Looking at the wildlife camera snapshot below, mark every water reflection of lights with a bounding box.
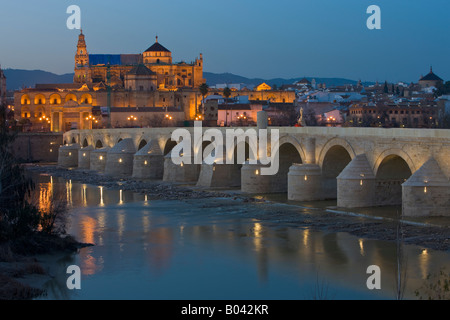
[99,186,104,206]
[66,179,73,207]
[253,222,263,251]
[359,238,365,256]
[81,215,96,245]
[118,213,125,242]
[179,224,184,236]
[143,214,150,233]
[82,184,87,207]
[419,248,430,279]
[303,229,309,248]
[119,189,124,205]
[97,211,106,246]
[38,181,52,213]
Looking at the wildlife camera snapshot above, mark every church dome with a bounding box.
[144,36,171,53]
[420,67,443,82]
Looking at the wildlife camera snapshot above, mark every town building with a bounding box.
[419,67,443,89]
[348,101,444,128]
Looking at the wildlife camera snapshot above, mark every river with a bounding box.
[31,173,450,300]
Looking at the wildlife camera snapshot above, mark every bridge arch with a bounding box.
[272,141,303,192]
[373,149,414,206]
[277,135,306,163]
[95,140,104,149]
[318,137,356,168]
[373,149,416,176]
[163,138,178,156]
[138,139,148,151]
[319,138,355,199]
[82,138,89,148]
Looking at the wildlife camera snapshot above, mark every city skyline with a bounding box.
[0,0,449,83]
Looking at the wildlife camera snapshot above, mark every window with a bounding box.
[140,86,144,91]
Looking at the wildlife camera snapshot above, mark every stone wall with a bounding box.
[10,133,63,163]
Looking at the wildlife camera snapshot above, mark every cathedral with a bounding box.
[14,31,206,132]
[74,31,204,90]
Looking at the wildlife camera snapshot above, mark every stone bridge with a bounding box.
[58,125,450,217]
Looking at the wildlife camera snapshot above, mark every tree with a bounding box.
[435,81,450,97]
[198,83,209,116]
[223,87,231,126]
[0,104,38,240]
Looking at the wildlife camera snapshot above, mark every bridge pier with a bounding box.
[105,138,136,176]
[78,146,94,169]
[132,140,164,179]
[89,147,110,172]
[58,144,80,168]
[241,162,276,193]
[197,162,242,188]
[402,158,450,217]
[163,154,201,183]
[288,164,323,201]
[337,154,376,208]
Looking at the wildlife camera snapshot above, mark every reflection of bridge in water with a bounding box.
[58,124,450,217]
[34,175,443,299]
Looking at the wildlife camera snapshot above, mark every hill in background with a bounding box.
[203,72,366,88]
[4,68,369,91]
[4,69,74,91]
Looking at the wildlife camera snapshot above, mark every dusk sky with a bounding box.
[0,0,449,83]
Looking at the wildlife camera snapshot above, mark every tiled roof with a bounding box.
[127,64,156,76]
[144,41,171,53]
[420,68,443,82]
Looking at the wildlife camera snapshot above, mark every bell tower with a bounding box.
[74,30,90,83]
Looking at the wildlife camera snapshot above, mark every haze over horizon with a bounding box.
[0,0,448,84]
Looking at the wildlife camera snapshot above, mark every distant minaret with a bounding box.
[74,29,90,83]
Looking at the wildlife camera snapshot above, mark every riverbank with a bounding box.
[0,233,91,300]
[24,163,450,253]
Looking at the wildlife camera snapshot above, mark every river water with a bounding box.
[31,173,449,300]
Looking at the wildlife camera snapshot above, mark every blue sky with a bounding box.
[0,0,448,83]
